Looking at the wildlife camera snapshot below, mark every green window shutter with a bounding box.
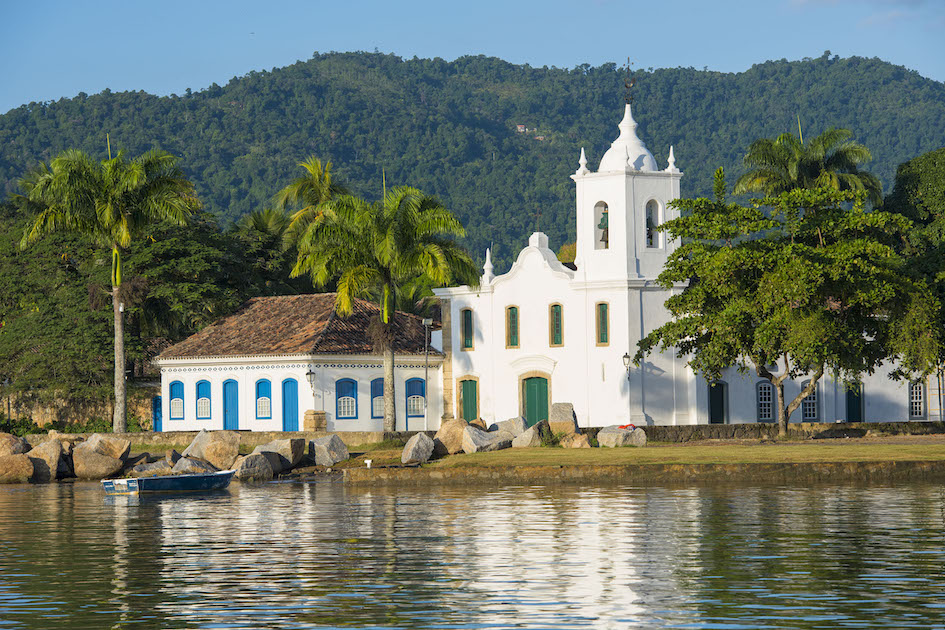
[462,309,473,349]
[597,303,609,344]
[551,304,562,345]
[508,307,519,347]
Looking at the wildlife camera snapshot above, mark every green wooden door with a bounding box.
[523,377,549,427]
[708,382,726,424]
[461,380,477,422]
[846,385,863,422]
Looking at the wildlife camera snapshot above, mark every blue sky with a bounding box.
[1,0,943,114]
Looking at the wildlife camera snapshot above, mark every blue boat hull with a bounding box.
[102,470,235,495]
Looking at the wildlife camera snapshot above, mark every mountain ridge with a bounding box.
[2,50,943,270]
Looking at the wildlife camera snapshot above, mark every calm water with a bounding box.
[1,480,944,629]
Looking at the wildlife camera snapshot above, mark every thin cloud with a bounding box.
[859,9,911,25]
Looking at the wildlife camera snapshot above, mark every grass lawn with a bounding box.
[425,439,945,468]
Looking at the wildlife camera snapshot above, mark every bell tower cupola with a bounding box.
[571,103,683,281]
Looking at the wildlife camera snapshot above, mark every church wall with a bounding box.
[692,362,931,424]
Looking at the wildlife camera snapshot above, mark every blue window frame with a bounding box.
[256,379,272,419]
[336,378,358,419]
[406,378,425,418]
[169,381,184,420]
[196,380,211,419]
[371,378,384,419]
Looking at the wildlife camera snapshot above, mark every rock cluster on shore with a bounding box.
[405,402,648,464]
[0,428,355,485]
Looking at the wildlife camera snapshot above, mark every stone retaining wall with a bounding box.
[344,460,945,486]
[633,421,945,443]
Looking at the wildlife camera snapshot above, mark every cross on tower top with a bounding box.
[624,57,636,105]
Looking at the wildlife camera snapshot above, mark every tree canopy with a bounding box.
[636,169,938,434]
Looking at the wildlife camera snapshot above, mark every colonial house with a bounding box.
[155,103,938,432]
[154,294,442,433]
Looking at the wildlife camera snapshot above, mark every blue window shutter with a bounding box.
[170,381,183,399]
[196,380,211,419]
[371,378,383,398]
[256,379,271,399]
[406,378,424,397]
[336,378,358,419]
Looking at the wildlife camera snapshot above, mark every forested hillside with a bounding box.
[2,50,944,270]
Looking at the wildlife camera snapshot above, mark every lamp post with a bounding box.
[422,318,432,431]
[623,352,632,424]
[305,366,317,414]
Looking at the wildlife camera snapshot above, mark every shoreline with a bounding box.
[341,459,945,486]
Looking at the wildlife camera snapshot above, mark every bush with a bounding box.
[0,415,147,436]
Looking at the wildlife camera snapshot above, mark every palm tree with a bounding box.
[292,186,478,431]
[17,147,197,432]
[734,128,882,205]
[274,157,348,246]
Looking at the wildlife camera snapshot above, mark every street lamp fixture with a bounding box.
[422,318,433,431]
[622,352,631,371]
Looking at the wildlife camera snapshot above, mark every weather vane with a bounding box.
[624,57,636,105]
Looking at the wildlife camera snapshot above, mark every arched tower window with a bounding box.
[594,202,609,250]
[645,199,660,248]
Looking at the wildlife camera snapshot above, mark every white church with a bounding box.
[155,103,937,432]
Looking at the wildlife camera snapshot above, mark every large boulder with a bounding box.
[172,456,218,474]
[549,403,579,436]
[0,433,29,457]
[251,439,305,473]
[78,434,131,462]
[73,448,124,479]
[130,460,174,477]
[434,419,470,455]
[181,430,240,470]
[27,439,62,482]
[560,433,592,449]
[0,454,33,483]
[490,417,527,437]
[462,426,512,454]
[165,449,182,465]
[511,420,550,448]
[233,453,274,482]
[469,418,488,430]
[310,435,349,467]
[401,433,435,464]
[598,426,647,448]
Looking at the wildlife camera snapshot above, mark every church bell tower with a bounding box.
[571,103,682,281]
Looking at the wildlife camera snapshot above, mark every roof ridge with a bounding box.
[309,296,339,352]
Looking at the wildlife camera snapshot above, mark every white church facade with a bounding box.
[154,103,939,432]
[432,103,939,428]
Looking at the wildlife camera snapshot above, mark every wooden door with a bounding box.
[223,380,239,430]
[282,378,299,431]
[523,377,549,427]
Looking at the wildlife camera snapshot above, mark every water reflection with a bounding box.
[0,481,943,628]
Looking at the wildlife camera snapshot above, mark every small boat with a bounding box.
[102,470,235,495]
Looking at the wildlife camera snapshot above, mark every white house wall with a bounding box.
[158,355,443,433]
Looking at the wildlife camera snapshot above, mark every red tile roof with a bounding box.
[157,293,440,359]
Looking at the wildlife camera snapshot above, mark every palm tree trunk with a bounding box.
[111,245,126,433]
[112,287,127,433]
[383,343,395,432]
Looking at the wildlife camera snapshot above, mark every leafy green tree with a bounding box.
[734,128,883,206]
[885,147,945,392]
[636,168,937,435]
[16,148,197,432]
[292,186,477,431]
